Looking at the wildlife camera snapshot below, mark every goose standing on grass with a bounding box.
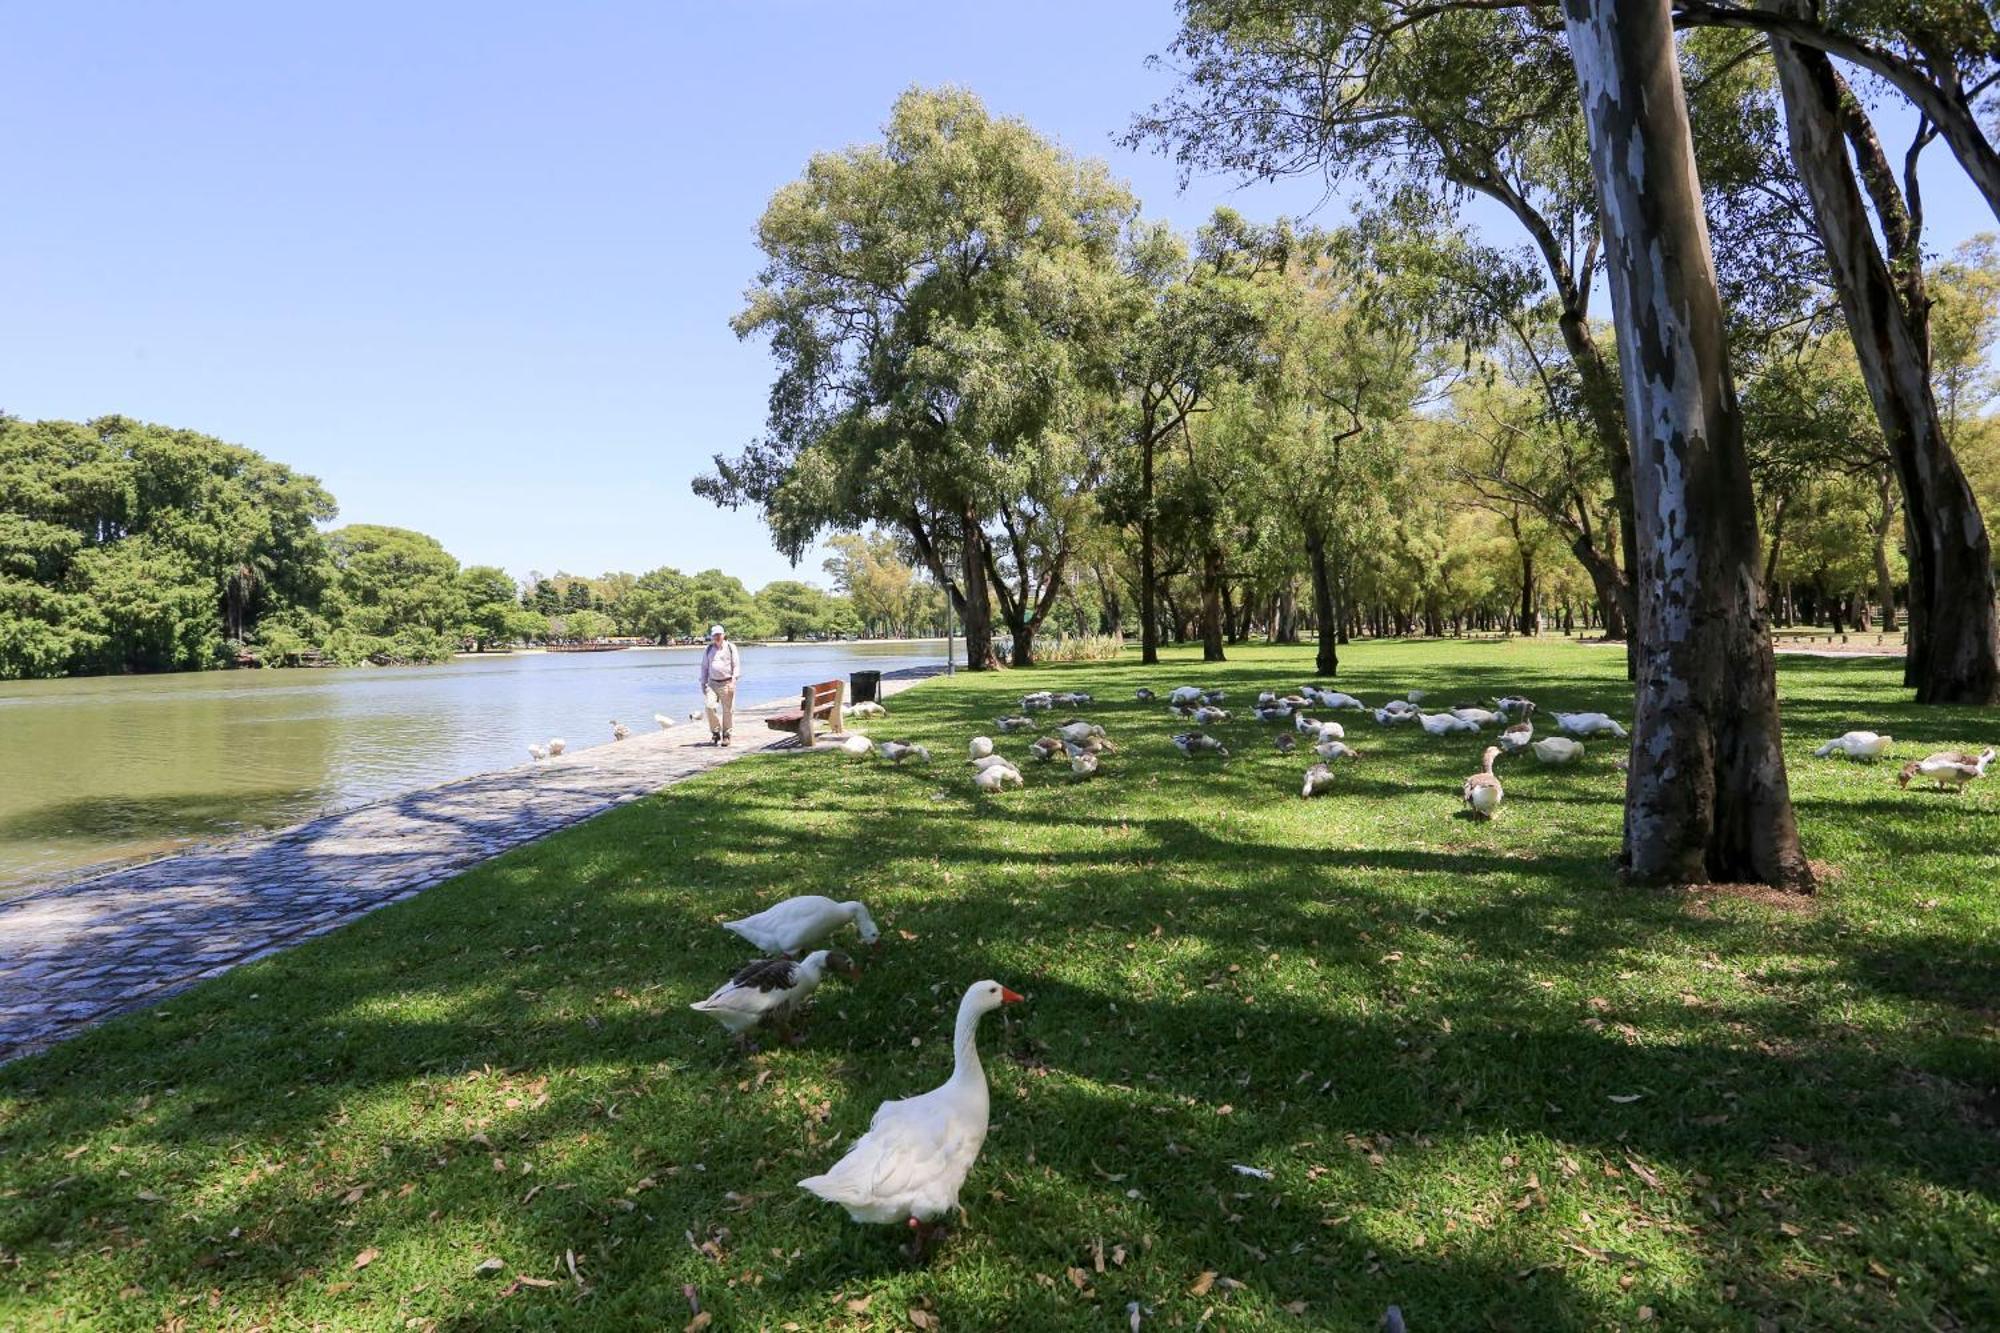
[1418,711,1479,736]
[879,741,931,764]
[1321,691,1367,711]
[1169,686,1204,707]
[1069,749,1100,778]
[1192,705,1230,726]
[726,896,881,957]
[1814,731,1894,761]
[611,720,630,742]
[1553,711,1627,738]
[1172,731,1229,758]
[1497,719,1534,755]
[1274,732,1297,755]
[1315,738,1360,763]
[547,738,567,757]
[974,763,1024,793]
[1533,736,1587,765]
[1451,705,1504,727]
[1898,747,1995,791]
[1021,691,1055,712]
[1294,712,1322,734]
[839,733,875,758]
[528,743,549,762]
[969,736,994,760]
[691,950,860,1046]
[847,700,888,719]
[1057,720,1108,745]
[1462,746,1504,818]
[1494,697,1537,718]
[1301,763,1336,798]
[969,753,1021,774]
[995,715,1034,733]
[799,980,1025,1254]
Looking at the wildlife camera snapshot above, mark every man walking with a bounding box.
[699,623,740,746]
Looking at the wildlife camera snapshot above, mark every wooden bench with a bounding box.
[766,679,846,746]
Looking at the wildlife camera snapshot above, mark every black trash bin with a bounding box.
[850,669,883,705]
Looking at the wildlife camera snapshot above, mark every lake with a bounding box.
[0,639,949,895]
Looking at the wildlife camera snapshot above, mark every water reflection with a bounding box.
[0,640,945,893]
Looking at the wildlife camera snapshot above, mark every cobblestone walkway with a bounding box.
[0,668,939,1064]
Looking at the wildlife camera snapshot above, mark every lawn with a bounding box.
[1,640,1995,1331]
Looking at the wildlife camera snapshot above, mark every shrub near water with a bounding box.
[0,640,1995,1330]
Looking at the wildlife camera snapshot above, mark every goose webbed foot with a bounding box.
[901,1216,949,1262]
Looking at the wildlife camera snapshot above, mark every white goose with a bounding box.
[799,980,1024,1249]
[528,743,549,762]
[1374,707,1419,727]
[878,741,931,764]
[1315,738,1360,763]
[1319,691,1367,711]
[654,713,674,731]
[847,700,888,719]
[725,896,880,957]
[1301,763,1336,798]
[1462,746,1504,818]
[690,950,859,1042]
[969,754,1020,773]
[1497,719,1534,754]
[1314,720,1346,741]
[1813,731,1893,761]
[546,738,567,757]
[1069,749,1099,778]
[1533,736,1587,765]
[995,715,1035,734]
[974,763,1024,793]
[1450,705,1504,727]
[838,733,875,758]
[968,736,994,760]
[1898,747,1995,791]
[1418,711,1479,736]
[1168,686,1204,707]
[610,720,630,742]
[1553,711,1627,739]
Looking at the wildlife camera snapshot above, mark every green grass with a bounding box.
[2,640,1995,1331]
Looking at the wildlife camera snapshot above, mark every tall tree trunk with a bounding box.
[1139,432,1160,666]
[1221,581,1241,645]
[1278,581,1299,643]
[1771,28,2000,703]
[1565,0,1812,890]
[1200,545,1227,662]
[1873,471,1899,633]
[958,506,1000,671]
[1306,531,1339,675]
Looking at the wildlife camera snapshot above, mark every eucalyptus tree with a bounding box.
[700,86,1134,670]
[1563,0,1812,890]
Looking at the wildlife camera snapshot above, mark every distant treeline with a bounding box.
[0,415,949,680]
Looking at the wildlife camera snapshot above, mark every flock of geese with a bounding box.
[681,892,1018,1254]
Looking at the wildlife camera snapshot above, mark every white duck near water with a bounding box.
[655,713,675,731]
[1898,747,1995,791]
[1533,736,1587,765]
[725,896,880,957]
[528,743,549,762]
[1553,712,1627,739]
[690,950,859,1041]
[1814,731,1893,761]
[798,980,1025,1247]
[547,738,567,757]
[611,720,631,742]
[1462,746,1504,818]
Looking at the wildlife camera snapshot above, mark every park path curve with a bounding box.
[0,667,940,1065]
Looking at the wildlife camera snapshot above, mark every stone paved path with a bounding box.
[0,668,940,1065]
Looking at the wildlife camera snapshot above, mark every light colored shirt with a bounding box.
[699,640,740,689]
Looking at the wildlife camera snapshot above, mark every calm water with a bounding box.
[0,640,947,895]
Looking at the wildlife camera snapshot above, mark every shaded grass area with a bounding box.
[1,640,1995,1330]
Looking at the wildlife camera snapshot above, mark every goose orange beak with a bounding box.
[1000,987,1025,1005]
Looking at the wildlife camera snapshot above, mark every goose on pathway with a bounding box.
[1897,747,1995,791]
[690,950,860,1045]
[799,980,1025,1255]
[725,895,880,957]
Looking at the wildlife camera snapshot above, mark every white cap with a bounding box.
[708,624,726,638]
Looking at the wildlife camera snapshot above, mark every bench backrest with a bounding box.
[807,680,842,713]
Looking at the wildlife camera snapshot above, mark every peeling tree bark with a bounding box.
[1562,0,1813,891]
[1769,28,2000,704]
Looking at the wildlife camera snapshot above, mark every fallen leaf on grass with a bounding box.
[846,1295,872,1314]
[1189,1271,1217,1297]
[1626,1158,1663,1189]
[352,1248,381,1270]
[1608,1094,1643,1104]
[908,1309,934,1329]
[685,1314,712,1332]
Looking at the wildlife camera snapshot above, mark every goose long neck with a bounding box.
[949,1001,986,1088]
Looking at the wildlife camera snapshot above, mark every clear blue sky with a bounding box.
[1,3,1988,591]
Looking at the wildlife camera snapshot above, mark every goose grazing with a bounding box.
[798,980,1025,1253]
[1462,746,1504,818]
[1053,691,1092,707]
[1257,691,1278,705]
[1418,711,1479,736]
[1898,747,1995,791]
[1021,691,1056,712]
[1274,732,1296,755]
[1314,720,1347,742]
[610,720,630,742]
[1069,749,1099,778]
[1028,737,1065,763]
[1315,738,1360,763]
[527,743,549,762]
[969,736,994,760]
[1252,704,1292,723]
[995,715,1035,734]
[1533,736,1587,765]
[1497,719,1534,754]
[1200,689,1227,705]
[1065,734,1113,756]
[654,713,674,731]
[725,896,880,956]
[1171,731,1229,758]
[973,763,1024,793]
[1134,687,1156,702]
[691,950,860,1045]
[1057,720,1106,744]
[1301,763,1336,798]
[839,733,876,758]
[1553,712,1628,739]
[546,738,567,757]
[1169,686,1204,707]
[1494,696,1537,717]
[1192,705,1230,726]
[879,741,931,764]
[1294,712,1323,734]
[847,700,888,719]
[1374,707,1419,727]
[970,753,1021,773]
[1451,705,1504,726]
[1320,691,1367,711]
[1814,731,1893,761]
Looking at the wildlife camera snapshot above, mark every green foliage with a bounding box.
[755,579,851,641]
